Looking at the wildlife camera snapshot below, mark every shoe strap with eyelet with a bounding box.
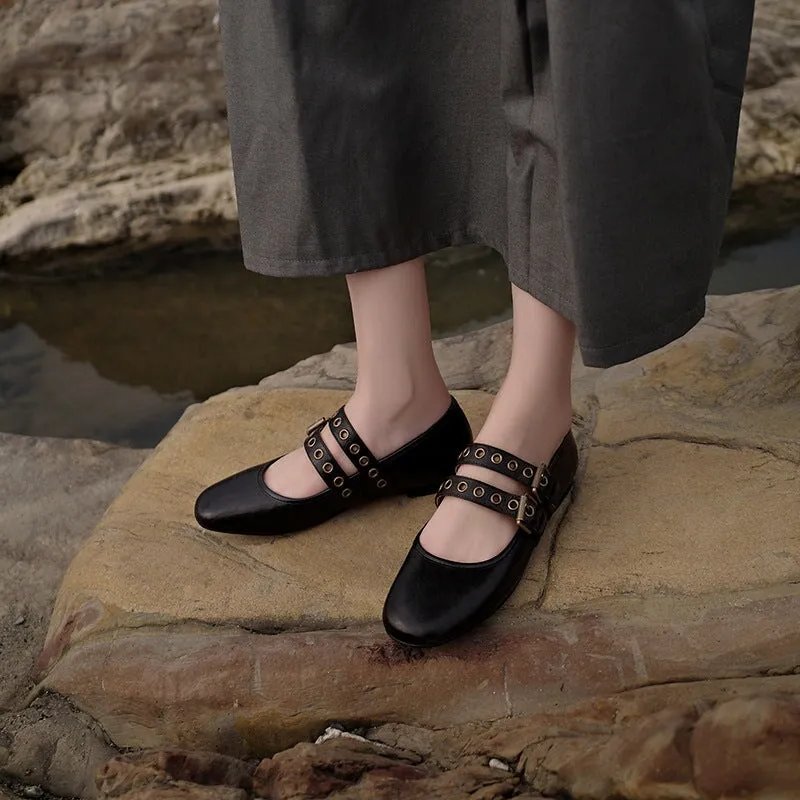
[303,425,353,496]
[434,475,548,536]
[458,443,553,494]
[328,406,390,492]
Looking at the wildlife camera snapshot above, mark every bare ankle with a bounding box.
[346,376,451,454]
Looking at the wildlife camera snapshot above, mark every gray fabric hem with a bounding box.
[577,299,707,368]
[240,230,501,277]
[243,235,707,370]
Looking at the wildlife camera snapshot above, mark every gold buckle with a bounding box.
[516,493,534,534]
[530,463,547,492]
[306,417,327,437]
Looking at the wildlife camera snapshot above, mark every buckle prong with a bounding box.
[306,417,327,437]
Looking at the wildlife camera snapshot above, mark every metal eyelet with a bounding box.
[342,488,352,498]
[368,468,379,479]
[322,463,334,474]
[350,444,360,455]
[461,448,470,458]
[313,449,324,460]
[491,454,502,465]
[307,437,316,447]
[376,479,387,489]
[474,447,486,459]
[333,418,342,428]
[525,505,535,517]
[457,481,469,493]
[444,479,453,489]
[508,499,519,511]
[508,460,518,471]
[333,476,344,487]
[539,475,549,488]
[473,487,485,498]
[491,493,502,504]
[339,430,349,440]
[359,456,369,467]
[522,467,534,479]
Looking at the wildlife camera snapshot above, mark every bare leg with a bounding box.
[266,258,451,497]
[420,285,575,562]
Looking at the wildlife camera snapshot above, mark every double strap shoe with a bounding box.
[194,396,472,536]
[383,431,578,647]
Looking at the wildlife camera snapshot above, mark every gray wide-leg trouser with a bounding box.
[218,0,755,367]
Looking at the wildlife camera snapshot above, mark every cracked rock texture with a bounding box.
[76,689,800,799]
[0,693,117,799]
[25,286,800,800]
[0,0,798,275]
[0,0,236,276]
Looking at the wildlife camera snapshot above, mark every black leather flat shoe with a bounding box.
[194,396,472,535]
[383,432,578,647]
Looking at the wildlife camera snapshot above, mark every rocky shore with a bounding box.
[0,0,798,278]
[2,286,799,799]
[1,2,799,798]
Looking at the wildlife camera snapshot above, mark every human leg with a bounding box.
[266,258,452,498]
[419,285,574,562]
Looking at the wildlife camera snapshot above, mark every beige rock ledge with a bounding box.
[32,287,800,758]
[35,588,800,757]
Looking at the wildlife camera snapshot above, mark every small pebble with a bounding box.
[13,616,25,626]
[489,757,511,772]
[23,787,44,799]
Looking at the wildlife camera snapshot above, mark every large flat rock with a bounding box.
[34,287,800,758]
[545,439,799,608]
[41,390,514,637]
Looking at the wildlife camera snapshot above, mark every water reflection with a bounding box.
[0,324,191,447]
[711,227,800,294]
[0,246,510,446]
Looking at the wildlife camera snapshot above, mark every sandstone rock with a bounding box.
[0,693,117,800]
[0,433,148,710]
[30,287,800,759]
[262,290,800,611]
[252,738,520,800]
[481,688,800,800]
[735,78,800,191]
[746,0,800,90]
[0,0,797,271]
[253,739,431,799]
[37,390,515,641]
[364,724,438,760]
[735,0,800,191]
[524,704,702,800]
[692,696,800,799]
[94,689,800,800]
[543,438,800,608]
[105,786,246,800]
[589,287,800,460]
[33,590,800,757]
[97,750,254,797]
[0,0,237,273]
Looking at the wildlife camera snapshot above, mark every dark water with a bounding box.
[1,230,798,448]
